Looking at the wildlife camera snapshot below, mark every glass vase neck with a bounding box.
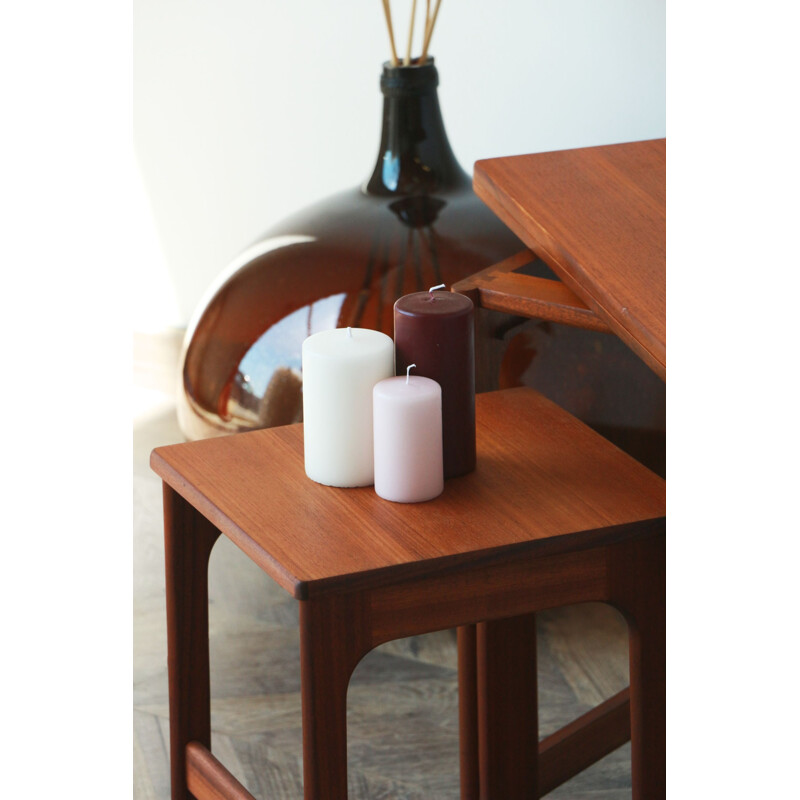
[365,58,470,196]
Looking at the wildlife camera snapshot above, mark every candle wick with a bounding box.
[406,363,416,384]
[428,283,446,300]
[347,327,353,338]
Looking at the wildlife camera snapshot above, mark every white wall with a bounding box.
[133,0,665,329]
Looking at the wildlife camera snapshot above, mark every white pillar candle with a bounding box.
[373,366,444,503]
[302,327,394,487]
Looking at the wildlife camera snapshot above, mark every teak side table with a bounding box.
[465,138,666,381]
[152,387,665,800]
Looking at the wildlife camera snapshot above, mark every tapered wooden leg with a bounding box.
[609,529,666,800]
[163,485,221,800]
[458,625,479,800]
[299,593,370,800]
[477,613,539,800]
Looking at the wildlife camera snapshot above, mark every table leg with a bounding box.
[458,625,479,800]
[299,593,370,800]
[162,485,221,800]
[477,613,539,799]
[609,529,666,800]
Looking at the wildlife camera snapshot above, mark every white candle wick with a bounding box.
[347,326,353,338]
[429,283,446,297]
[406,363,416,384]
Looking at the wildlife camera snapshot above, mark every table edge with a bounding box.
[150,449,304,598]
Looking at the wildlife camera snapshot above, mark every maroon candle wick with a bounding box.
[428,283,446,301]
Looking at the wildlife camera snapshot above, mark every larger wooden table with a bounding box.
[152,387,665,799]
[471,139,666,380]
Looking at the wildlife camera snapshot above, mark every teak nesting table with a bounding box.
[152,387,665,800]
[464,138,666,381]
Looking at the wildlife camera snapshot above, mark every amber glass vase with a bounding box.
[177,58,523,439]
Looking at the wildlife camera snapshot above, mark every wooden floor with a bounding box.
[133,331,632,799]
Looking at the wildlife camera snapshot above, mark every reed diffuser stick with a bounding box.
[420,0,441,63]
[381,0,399,66]
[404,0,418,66]
[424,0,431,42]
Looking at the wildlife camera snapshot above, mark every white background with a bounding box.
[133,0,666,328]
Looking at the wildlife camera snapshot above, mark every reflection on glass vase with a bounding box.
[177,58,523,439]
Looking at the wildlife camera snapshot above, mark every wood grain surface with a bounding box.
[151,388,665,600]
[474,140,666,379]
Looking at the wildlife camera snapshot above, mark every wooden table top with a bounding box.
[151,388,665,600]
[474,139,666,380]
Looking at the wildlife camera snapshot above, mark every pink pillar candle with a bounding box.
[373,373,444,503]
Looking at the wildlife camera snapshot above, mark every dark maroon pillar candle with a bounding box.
[394,290,475,478]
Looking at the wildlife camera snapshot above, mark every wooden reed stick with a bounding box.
[422,0,431,56]
[381,0,399,66]
[404,0,418,66]
[420,0,441,63]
